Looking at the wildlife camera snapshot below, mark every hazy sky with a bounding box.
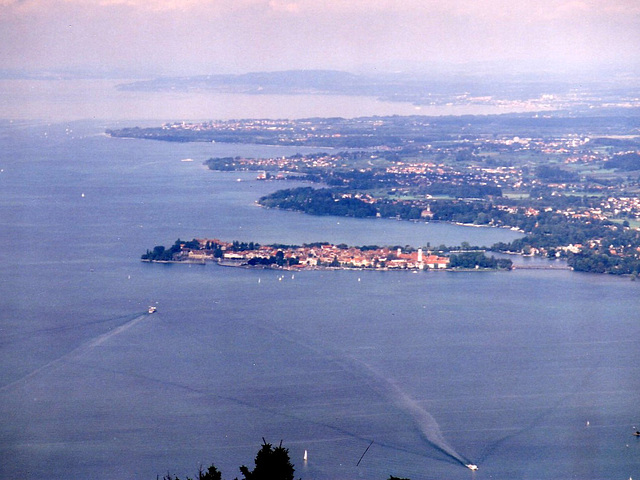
[2,0,639,76]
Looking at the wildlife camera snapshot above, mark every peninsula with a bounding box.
[113,109,640,275]
[142,238,513,272]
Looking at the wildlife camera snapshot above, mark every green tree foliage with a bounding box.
[449,252,512,270]
[246,254,299,268]
[568,251,640,275]
[230,241,261,252]
[377,201,423,220]
[259,187,377,218]
[141,239,191,261]
[606,152,640,171]
[535,165,580,183]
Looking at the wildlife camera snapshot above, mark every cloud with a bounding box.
[4,0,640,19]
[0,0,254,13]
[267,0,300,13]
[94,0,203,10]
[0,0,638,74]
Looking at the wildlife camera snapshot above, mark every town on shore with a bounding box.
[114,110,640,276]
[142,238,513,272]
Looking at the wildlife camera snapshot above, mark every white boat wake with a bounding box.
[253,320,475,469]
[345,354,475,468]
[0,311,149,392]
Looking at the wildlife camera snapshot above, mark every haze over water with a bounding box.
[0,79,543,123]
[1,87,639,480]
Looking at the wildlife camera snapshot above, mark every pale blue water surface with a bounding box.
[0,96,639,480]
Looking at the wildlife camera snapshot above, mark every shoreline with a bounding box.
[142,257,513,273]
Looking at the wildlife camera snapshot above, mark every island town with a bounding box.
[141,238,513,271]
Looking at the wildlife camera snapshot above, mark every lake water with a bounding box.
[0,88,639,480]
[0,79,541,122]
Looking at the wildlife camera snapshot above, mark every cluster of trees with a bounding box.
[495,215,640,255]
[205,157,266,172]
[259,187,377,218]
[161,440,410,480]
[259,191,506,224]
[377,200,424,220]
[143,239,272,262]
[142,239,200,261]
[161,440,294,480]
[535,165,580,183]
[449,252,513,270]
[321,169,398,189]
[568,251,640,275]
[247,251,299,268]
[231,241,261,251]
[259,188,427,220]
[141,244,179,262]
[429,200,503,225]
[606,152,640,171]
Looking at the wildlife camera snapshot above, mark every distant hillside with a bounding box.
[116,69,639,107]
[116,70,368,94]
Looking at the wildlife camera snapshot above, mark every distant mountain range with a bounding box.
[117,69,369,93]
[115,69,640,108]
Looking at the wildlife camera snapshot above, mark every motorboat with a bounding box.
[148,306,157,314]
[466,464,478,471]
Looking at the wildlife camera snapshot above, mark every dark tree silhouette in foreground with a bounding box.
[238,439,295,480]
[160,439,410,480]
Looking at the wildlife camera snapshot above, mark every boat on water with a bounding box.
[633,431,640,437]
[148,306,157,314]
[466,464,478,471]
